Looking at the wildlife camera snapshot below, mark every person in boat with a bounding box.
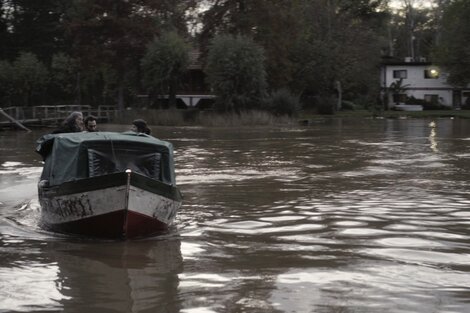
[51,111,84,134]
[131,119,151,135]
[84,115,98,132]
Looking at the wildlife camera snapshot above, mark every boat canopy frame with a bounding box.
[36,132,177,186]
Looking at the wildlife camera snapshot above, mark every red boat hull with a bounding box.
[43,210,169,239]
[39,172,182,239]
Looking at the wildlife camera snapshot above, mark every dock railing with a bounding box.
[0,105,117,127]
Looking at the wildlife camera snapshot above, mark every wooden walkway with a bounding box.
[0,105,117,128]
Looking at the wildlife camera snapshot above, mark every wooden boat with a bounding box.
[35,131,182,239]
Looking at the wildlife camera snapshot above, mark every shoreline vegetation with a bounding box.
[2,108,469,131]
[113,109,297,127]
[2,2,468,132]
[112,108,470,127]
[321,109,470,120]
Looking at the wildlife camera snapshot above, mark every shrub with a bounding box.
[462,98,470,110]
[264,88,300,116]
[0,60,14,106]
[406,96,451,110]
[316,96,336,115]
[422,101,450,110]
[141,31,190,108]
[341,100,356,110]
[205,34,267,112]
[11,52,49,106]
[405,97,427,106]
[114,108,185,126]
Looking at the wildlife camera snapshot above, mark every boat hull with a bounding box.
[38,172,182,239]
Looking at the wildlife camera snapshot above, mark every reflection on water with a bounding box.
[429,120,439,153]
[1,266,67,312]
[53,238,183,313]
[0,233,183,313]
[1,119,470,312]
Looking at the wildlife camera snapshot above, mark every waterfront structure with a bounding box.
[380,57,470,109]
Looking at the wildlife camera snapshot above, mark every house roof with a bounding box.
[382,61,432,66]
[381,56,432,66]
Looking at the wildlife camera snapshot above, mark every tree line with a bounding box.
[0,0,468,114]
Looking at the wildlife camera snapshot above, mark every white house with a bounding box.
[380,57,470,109]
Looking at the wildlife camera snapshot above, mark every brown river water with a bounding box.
[1,118,470,313]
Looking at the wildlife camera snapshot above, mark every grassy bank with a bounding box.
[111,108,470,127]
[113,109,297,126]
[300,109,470,120]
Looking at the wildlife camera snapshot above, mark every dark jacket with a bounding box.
[51,124,82,134]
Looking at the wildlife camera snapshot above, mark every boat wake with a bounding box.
[0,199,59,241]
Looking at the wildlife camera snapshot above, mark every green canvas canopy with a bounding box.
[36,132,177,186]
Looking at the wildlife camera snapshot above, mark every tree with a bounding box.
[141,31,190,108]
[198,0,385,108]
[11,52,49,106]
[198,0,252,43]
[288,1,383,103]
[64,1,146,109]
[63,0,194,110]
[50,52,79,104]
[337,0,388,22]
[3,0,68,61]
[387,1,439,59]
[0,59,14,106]
[197,1,308,90]
[433,0,470,86]
[0,0,12,60]
[205,34,267,112]
[388,78,410,106]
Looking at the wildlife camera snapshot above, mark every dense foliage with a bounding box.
[205,34,266,112]
[433,0,470,87]
[141,31,190,108]
[0,0,467,114]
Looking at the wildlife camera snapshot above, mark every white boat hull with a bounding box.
[38,171,182,239]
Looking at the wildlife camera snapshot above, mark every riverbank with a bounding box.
[3,108,469,130]
[116,108,470,127]
[299,109,470,123]
[113,109,297,127]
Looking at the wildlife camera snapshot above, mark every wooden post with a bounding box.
[0,108,32,132]
[334,80,342,111]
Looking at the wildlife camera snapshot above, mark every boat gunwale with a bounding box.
[40,172,182,201]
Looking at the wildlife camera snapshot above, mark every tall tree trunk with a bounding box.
[169,80,176,109]
[434,0,447,46]
[388,24,394,56]
[327,0,332,42]
[334,80,342,111]
[404,0,415,59]
[117,81,125,111]
[75,72,81,105]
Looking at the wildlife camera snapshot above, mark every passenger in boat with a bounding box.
[51,111,84,134]
[131,119,151,135]
[84,115,98,132]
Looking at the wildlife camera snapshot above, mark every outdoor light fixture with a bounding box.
[425,67,440,79]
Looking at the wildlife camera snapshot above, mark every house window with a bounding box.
[424,94,439,104]
[393,70,407,79]
[424,69,439,79]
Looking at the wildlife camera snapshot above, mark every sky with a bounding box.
[389,0,437,9]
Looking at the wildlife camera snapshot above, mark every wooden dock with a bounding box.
[0,105,117,129]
